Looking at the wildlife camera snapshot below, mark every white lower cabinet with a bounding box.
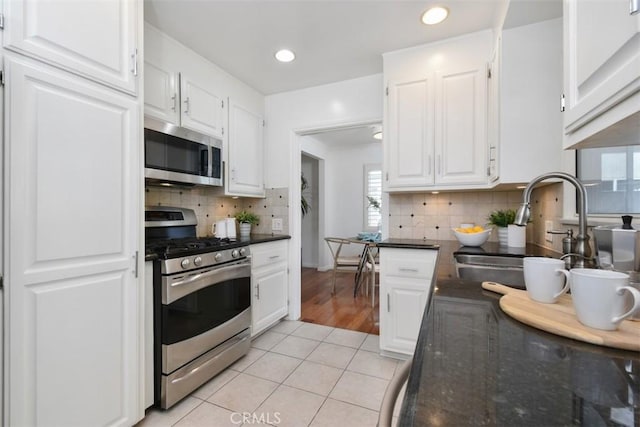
[379,248,438,356]
[251,240,288,336]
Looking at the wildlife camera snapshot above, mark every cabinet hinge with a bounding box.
[221,100,224,108]
[487,167,491,176]
[222,127,225,136]
[385,172,389,181]
[0,275,3,290]
[0,69,5,86]
[385,87,389,96]
[131,49,138,76]
[0,13,5,30]
[487,66,492,79]
[560,94,565,112]
[262,120,265,127]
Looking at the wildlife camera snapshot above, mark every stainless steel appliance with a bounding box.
[146,207,250,409]
[144,117,223,187]
[593,216,640,273]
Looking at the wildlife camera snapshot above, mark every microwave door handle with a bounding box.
[201,147,209,176]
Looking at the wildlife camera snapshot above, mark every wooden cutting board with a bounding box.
[481,281,640,352]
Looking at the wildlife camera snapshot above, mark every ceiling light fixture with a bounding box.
[373,131,382,140]
[421,6,449,25]
[275,49,296,63]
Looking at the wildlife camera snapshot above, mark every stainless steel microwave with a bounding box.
[144,117,222,186]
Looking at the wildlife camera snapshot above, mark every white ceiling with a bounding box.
[144,0,562,96]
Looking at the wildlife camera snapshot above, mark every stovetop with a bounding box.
[146,236,249,260]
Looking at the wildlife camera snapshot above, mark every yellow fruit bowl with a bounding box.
[452,226,492,247]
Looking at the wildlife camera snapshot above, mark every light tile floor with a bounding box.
[137,320,404,427]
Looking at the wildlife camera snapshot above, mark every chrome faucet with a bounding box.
[514,172,594,268]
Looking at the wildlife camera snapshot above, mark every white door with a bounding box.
[180,74,224,138]
[144,60,179,125]
[4,55,140,427]
[386,78,434,189]
[3,0,139,95]
[228,101,265,196]
[435,64,487,185]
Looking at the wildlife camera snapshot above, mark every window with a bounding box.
[364,164,382,231]
[577,145,640,214]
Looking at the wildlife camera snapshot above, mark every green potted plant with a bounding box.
[488,209,516,246]
[235,210,259,237]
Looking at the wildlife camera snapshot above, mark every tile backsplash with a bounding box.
[387,182,585,255]
[145,186,289,237]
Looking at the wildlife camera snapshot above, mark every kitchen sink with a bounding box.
[454,254,525,289]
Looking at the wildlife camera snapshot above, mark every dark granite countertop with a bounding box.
[378,238,440,250]
[145,234,290,261]
[400,279,640,426]
[453,241,562,258]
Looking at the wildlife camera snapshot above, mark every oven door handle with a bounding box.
[163,260,251,305]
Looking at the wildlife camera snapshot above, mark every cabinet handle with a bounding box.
[256,283,260,300]
[437,155,441,175]
[427,155,432,176]
[631,0,639,14]
[399,268,419,273]
[184,97,190,114]
[387,293,390,312]
[171,94,177,111]
[269,255,280,259]
[231,168,236,181]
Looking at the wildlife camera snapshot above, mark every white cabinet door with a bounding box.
[3,0,139,95]
[563,0,640,145]
[381,277,430,354]
[435,63,487,185]
[251,241,288,336]
[252,264,288,336]
[228,101,265,197]
[386,78,434,189]
[180,74,224,139]
[4,55,140,427]
[144,60,179,125]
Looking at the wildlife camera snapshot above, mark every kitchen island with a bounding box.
[400,279,640,426]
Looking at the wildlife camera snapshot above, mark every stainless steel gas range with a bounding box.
[145,206,251,409]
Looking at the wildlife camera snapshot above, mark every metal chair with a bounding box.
[325,237,362,294]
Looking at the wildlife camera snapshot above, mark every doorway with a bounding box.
[297,124,382,334]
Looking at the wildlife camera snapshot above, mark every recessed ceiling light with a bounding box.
[421,6,449,25]
[275,49,295,63]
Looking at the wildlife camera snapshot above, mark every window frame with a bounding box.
[363,163,382,232]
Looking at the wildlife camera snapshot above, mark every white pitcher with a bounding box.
[212,220,227,238]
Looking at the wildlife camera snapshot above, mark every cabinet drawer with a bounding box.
[251,240,288,269]
[381,248,437,279]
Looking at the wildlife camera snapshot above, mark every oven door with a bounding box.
[160,260,251,373]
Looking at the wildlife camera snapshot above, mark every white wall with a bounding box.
[264,74,383,320]
[500,18,563,182]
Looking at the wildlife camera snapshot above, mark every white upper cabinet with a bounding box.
[227,100,265,197]
[563,0,640,148]
[180,73,225,139]
[3,0,139,95]
[383,30,493,192]
[144,61,224,139]
[144,60,179,125]
[434,63,487,185]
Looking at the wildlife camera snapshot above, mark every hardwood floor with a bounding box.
[300,267,379,335]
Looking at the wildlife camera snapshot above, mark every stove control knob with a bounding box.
[239,247,247,256]
[231,249,239,258]
[180,258,190,269]
[214,253,222,261]
[193,256,202,267]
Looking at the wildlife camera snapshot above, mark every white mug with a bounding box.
[523,257,569,303]
[212,220,227,238]
[568,268,640,331]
